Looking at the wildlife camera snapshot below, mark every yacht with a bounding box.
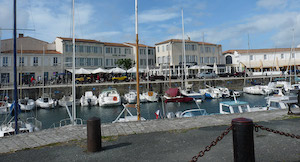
[36,95,55,109]
[180,84,205,101]
[18,98,35,111]
[124,90,137,104]
[58,95,73,107]
[98,88,121,107]
[80,91,98,106]
[203,87,222,99]
[141,91,159,102]
[163,88,193,103]
[243,85,272,95]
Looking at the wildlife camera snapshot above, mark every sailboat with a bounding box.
[35,47,55,109]
[0,0,42,137]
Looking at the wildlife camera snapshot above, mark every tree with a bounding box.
[115,59,133,70]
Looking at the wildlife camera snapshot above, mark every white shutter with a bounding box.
[57,57,61,65]
[24,57,28,66]
[30,57,34,66]
[17,56,20,66]
[44,56,49,66]
[0,57,2,67]
[8,57,12,66]
[38,57,42,66]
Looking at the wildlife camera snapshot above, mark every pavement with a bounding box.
[0,108,300,161]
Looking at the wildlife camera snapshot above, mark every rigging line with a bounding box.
[69,0,73,38]
[27,0,36,38]
[75,1,83,39]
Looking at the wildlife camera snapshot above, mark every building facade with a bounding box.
[155,39,224,67]
[223,48,300,73]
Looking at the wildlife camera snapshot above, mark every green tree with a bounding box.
[115,59,133,70]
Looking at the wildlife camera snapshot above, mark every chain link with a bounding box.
[190,125,232,162]
[254,124,300,139]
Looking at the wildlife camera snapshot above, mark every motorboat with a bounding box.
[216,87,230,98]
[243,85,272,95]
[175,109,208,118]
[204,87,222,99]
[36,95,55,109]
[112,104,146,123]
[141,91,159,102]
[18,97,35,111]
[0,117,42,137]
[80,91,98,106]
[0,101,8,114]
[219,100,265,114]
[58,95,73,107]
[124,90,137,103]
[98,88,121,107]
[163,88,193,103]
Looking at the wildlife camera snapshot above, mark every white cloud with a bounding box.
[139,9,179,23]
[256,0,287,9]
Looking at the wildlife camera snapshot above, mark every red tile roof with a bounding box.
[223,48,300,54]
[57,37,102,44]
[155,39,217,46]
[1,50,61,54]
[103,42,131,47]
[124,42,155,48]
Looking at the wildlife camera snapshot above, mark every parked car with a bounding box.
[149,75,165,81]
[112,76,128,82]
[234,72,248,77]
[197,72,218,79]
[76,76,91,83]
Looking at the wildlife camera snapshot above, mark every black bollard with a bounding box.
[232,118,255,162]
[87,117,101,152]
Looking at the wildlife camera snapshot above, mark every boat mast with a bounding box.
[168,42,171,88]
[42,46,45,96]
[182,9,187,89]
[20,45,22,99]
[146,45,149,90]
[135,0,141,120]
[292,28,296,81]
[72,0,76,125]
[13,0,19,134]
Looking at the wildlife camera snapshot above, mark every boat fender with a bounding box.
[113,96,118,101]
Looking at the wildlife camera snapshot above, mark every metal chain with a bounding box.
[190,125,232,162]
[254,124,300,139]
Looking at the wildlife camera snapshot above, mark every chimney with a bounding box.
[19,33,24,38]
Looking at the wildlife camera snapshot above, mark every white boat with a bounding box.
[180,84,205,100]
[243,85,271,95]
[139,94,147,103]
[19,98,35,111]
[0,101,9,114]
[0,117,42,137]
[216,87,230,98]
[36,95,55,109]
[124,90,137,103]
[142,91,159,102]
[204,87,222,99]
[175,109,208,118]
[80,91,98,106]
[98,88,121,107]
[58,95,73,107]
[230,90,241,98]
[112,104,146,123]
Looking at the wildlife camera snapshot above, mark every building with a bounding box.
[155,39,224,67]
[223,48,300,73]
[0,34,61,85]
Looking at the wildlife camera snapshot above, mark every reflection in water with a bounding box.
[0,93,266,129]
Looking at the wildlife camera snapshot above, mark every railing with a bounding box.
[49,118,85,129]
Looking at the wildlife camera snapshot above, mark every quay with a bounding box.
[0,109,299,161]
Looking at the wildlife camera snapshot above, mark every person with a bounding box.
[97,75,100,82]
[30,76,35,86]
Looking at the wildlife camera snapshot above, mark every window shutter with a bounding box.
[8,57,12,66]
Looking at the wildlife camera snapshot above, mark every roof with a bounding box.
[2,36,49,44]
[155,39,217,46]
[124,42,155,48]
[223,48,300,55]
[57,37,102,44]
[103,42,131,47]
[1,50,61,54]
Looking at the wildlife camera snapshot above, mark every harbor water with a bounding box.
[0,93,266,129]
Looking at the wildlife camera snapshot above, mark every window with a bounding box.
[212,47,215,54]
[1,73,9,83]
[200,47,204,53]
[139,49,146,55]
[94,58,99,66]
[3,57,8,67]
[125,48,131,54]
[157,47,159,52]
[264,54,267,60]
[200,57,203,64]
[93,47,98,53]
[106,59,109,66]
[19,57,24,66]
[86,46,91,53]
[204,57,209,63]
[98,47,102,54]
[53,57,58,66]
[79,46,84,53]
[250,55,253,60]
[186,55,190,63]
[191,55,195,62]
[148,49,153,55]
[65,57,72,67]
[210,57,215,63]
[87,58,92,66]
[33,57,38,66]
[162,46,165,52]
[166,45,169,51]
[292,53,295,58]
[79,58,85,66]
[281,54,284,59]
[205,47,211,53]
[106,47,112,53]
[114,48,117,54]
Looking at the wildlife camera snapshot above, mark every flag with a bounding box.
[155,110,160,119]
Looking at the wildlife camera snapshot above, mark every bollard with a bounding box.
[87,117,101,152]
[232,118,255,162]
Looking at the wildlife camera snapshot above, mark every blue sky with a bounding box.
[0,0,300,51]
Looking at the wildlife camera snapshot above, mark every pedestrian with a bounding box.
[30,76,35,86]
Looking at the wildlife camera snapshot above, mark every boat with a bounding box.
[98,88,121,107]
[175,109,208,118]
[204,87,222,99]
[216,87,230,98]
[142,91,158,102]
[36,95,55,109]
[112,104,146,123]
[0,101,9,114]
[243,85,272,95]
[58,95,73,107]
[18,98,35,111]
[80,91,98,106]
[180,83,205,101]
[229,90,241,98]
[124,90,137,103]
[139,93,147,103]
[163,88,194,103]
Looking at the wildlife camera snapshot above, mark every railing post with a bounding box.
[87,117,101,152]
[232,118,255,162]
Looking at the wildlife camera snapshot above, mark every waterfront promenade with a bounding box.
[0,108,298,156]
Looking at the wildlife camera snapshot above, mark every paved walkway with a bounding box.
[0,109,297,154]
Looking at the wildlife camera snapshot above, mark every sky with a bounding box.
[0,0,300,51]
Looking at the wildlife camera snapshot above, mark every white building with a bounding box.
[223,48,300,73]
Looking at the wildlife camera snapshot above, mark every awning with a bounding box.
[66,68,91,74]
